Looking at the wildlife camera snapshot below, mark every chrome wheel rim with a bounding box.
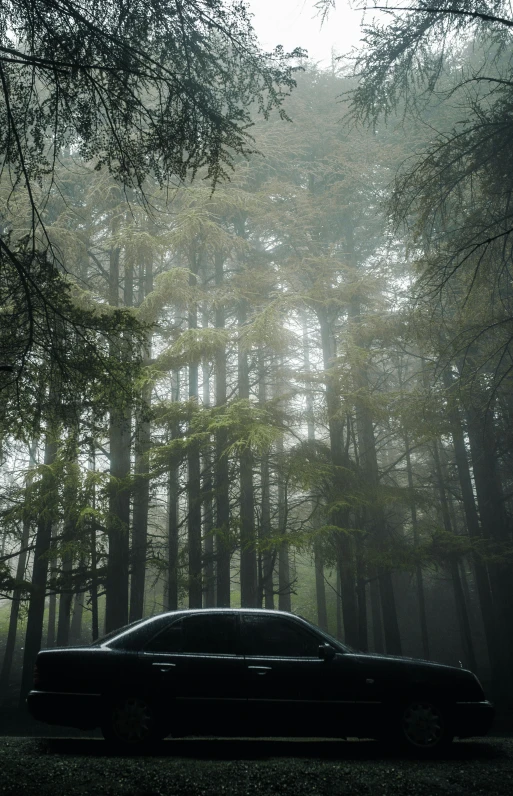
[402,701,444,748]
[111,697,153,743]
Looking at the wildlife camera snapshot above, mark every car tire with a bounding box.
[101,694,166,747]
[396,697,453,755]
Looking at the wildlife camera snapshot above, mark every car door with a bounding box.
[139,612,245,734]
[242,613,341,736]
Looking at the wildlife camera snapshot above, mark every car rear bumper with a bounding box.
[453,700,495,738]
[27,690,102,730]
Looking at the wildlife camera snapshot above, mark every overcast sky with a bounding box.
[248,0,367,64]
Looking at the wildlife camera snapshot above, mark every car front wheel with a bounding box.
[398,698,453,754]
[102,695,165,746]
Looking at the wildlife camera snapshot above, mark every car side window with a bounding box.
[182,614,238,655]
[144,619,184,652]
[143,614,239,655]
[243,616,320,658]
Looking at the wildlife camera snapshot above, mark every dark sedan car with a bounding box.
[27,608,494,752]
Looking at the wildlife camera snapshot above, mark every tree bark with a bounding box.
[187,255,203,608]
[432,439,478,673]
[443,369,504,694]
[69,591,84,644]
[258,351,274,609]
[465,399,513,659]
[164,369,180,612]
[238,301,258,607]
[202,314,215,608]
[404,429,430,660]
[129,258,153,622]
[303,310,327,628]
[317,308,359,648]
[105,229,131,633]
[20,430,58,703]
[214,253,231,607]
[0,444,36,695]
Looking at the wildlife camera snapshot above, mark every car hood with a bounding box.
[348,651,471,676]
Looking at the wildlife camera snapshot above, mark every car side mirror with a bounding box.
[318,643,336,661]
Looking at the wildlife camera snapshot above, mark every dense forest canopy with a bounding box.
[1,0,513,715]
[0,0,301,400]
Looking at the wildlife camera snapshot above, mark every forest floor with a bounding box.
[0,735,512,795]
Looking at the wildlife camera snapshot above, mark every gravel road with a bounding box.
[0,736,512,796]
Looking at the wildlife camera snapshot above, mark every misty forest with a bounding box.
[1,0,513,715]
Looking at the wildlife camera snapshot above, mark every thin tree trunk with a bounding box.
[238,300,257,608]
[105,230,131,633]
[318,309,359,647]
[0,444,36,695]
[369,575,384,653]
[258,351,274,609]
[188,259,202,608]
[129,258,153,622]
[404,429,429,660]
[56,434,79,647]
[20,430,58,703]
[214,253,231,607]
[303,310,327,628]
[336,569,343,640]
[164,369,180,612]
[277,434,291,613]
[314,545,328,631]
[202,315,215,608]
[89,448,99,642]
[432,440,478,672]
[69,592,84,644]
[356,530,368,652]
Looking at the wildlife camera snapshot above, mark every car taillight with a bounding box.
[33,663,40,687]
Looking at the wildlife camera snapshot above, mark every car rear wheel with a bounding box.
[398,698,453,754]
[102,695,165,746]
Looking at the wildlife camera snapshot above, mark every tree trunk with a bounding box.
[277,434,291,613]
[202,317,215,608]
[404,429,430,660]
[465,399,513,661]
[258,351,274,609]
[105,230,131,633]
[317,309,359,648]
[129,258,153,622]
[0,445,36,695]
[105,401,131,632]
[432,440,477,672]
[238,300,258,608]
[89,448,99,642]
[214,253,231,607]
[349,319,401,655]
[56,436,79,648]
[314,544,328,631]
[336,569,343,640]
[443,369,504,695]
[20,431,58,704]
[188,260,202,608]
[69,592,84,644]
[164,369,180,612]
[303,310,326,628]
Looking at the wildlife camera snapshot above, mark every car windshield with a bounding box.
[300,618,355,653]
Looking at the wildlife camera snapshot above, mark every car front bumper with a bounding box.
[27,689,102,730]
[453,700,495,738]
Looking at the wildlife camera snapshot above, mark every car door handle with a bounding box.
[152,663,176,673]
[247,666,272,675]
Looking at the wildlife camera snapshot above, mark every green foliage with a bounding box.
[153,327,231,374]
